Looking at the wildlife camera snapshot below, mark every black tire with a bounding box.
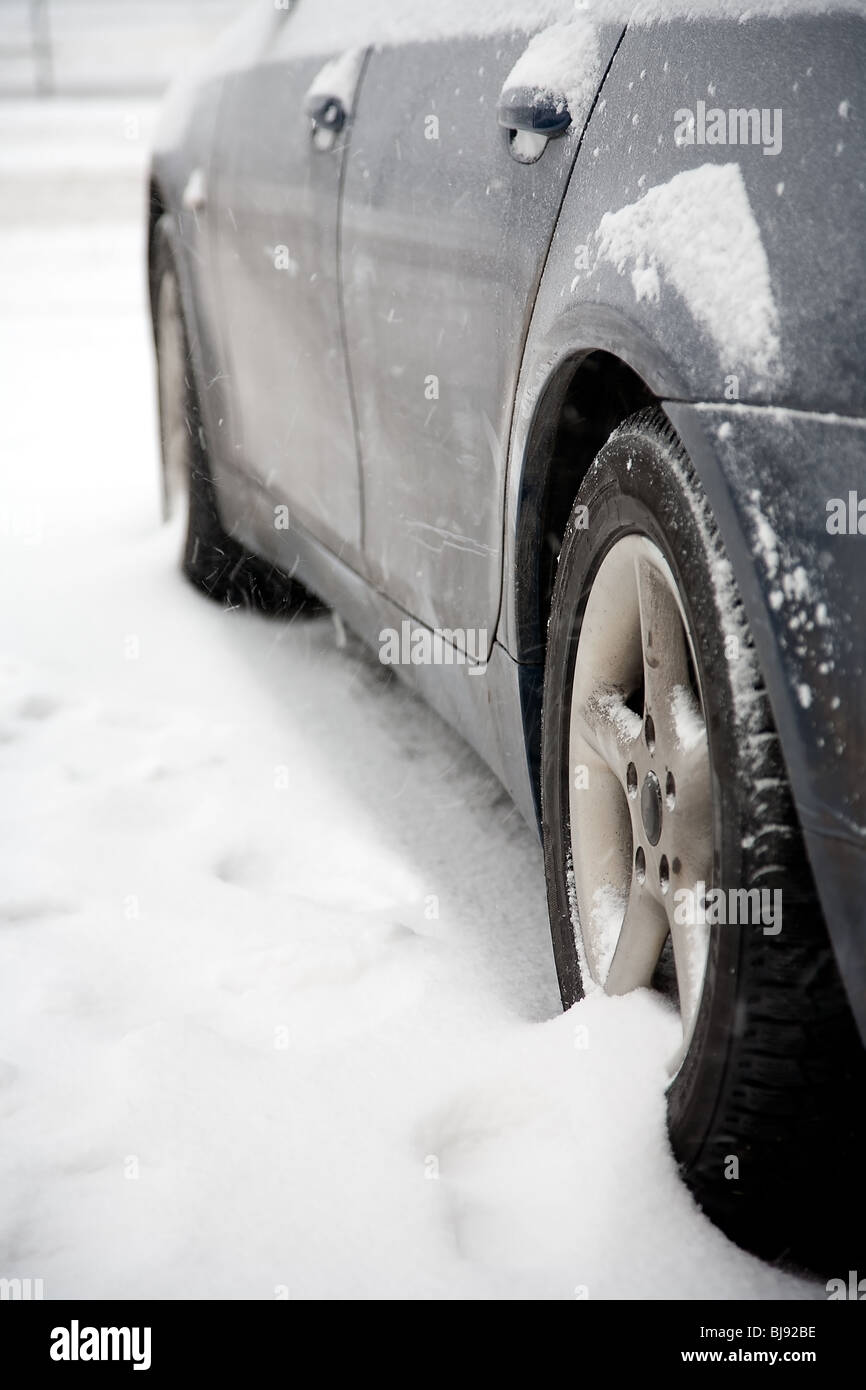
[151,216,316,616]
[541,406,865,1273]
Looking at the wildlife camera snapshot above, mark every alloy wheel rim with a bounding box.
[567,533,714,1075]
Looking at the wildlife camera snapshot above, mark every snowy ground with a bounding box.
[0,98,817,1300]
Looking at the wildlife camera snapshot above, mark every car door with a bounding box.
[212,7,367,565]
[341,10,625,652]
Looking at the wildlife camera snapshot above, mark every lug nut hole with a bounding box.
[626,762,638,798]
[635,846,646,883]
[659,855,670,894]
[645,714,656,753]
[665,771,676,809]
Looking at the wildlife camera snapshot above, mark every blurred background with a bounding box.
[0,0,245,232]
[0,0,240,96]
[0,0,249,515]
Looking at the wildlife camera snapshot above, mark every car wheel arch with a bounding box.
[510,348,656,673]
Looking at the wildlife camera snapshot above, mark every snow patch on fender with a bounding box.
[596,163,782,379]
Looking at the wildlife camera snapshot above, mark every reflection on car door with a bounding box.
[341,16,624,651]
[212,10,367,564]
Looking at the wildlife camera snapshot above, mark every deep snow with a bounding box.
[0,96,817,1301]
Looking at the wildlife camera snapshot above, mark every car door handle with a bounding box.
[497,85,571,163]
[305,92,347,138]
[497,87,572,136]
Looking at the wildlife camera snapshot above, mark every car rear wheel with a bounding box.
[152,215,313,615]
[541,407,865,1272]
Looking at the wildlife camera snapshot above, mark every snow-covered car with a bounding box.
[148,0,865,1270]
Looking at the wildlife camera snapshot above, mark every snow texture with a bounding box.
[277,0,862,55]
[671,684,706,753]
[306,48,367,112]
[589,884,627,983]
[596,164,781,378]
[0,98,820,1301]
[272,0,862,61]
[596,689,644,744]
[501,17,602,125]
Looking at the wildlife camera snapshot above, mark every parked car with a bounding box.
[148,0,866,1271]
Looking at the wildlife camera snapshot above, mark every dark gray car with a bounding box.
[148,0,866,1272]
